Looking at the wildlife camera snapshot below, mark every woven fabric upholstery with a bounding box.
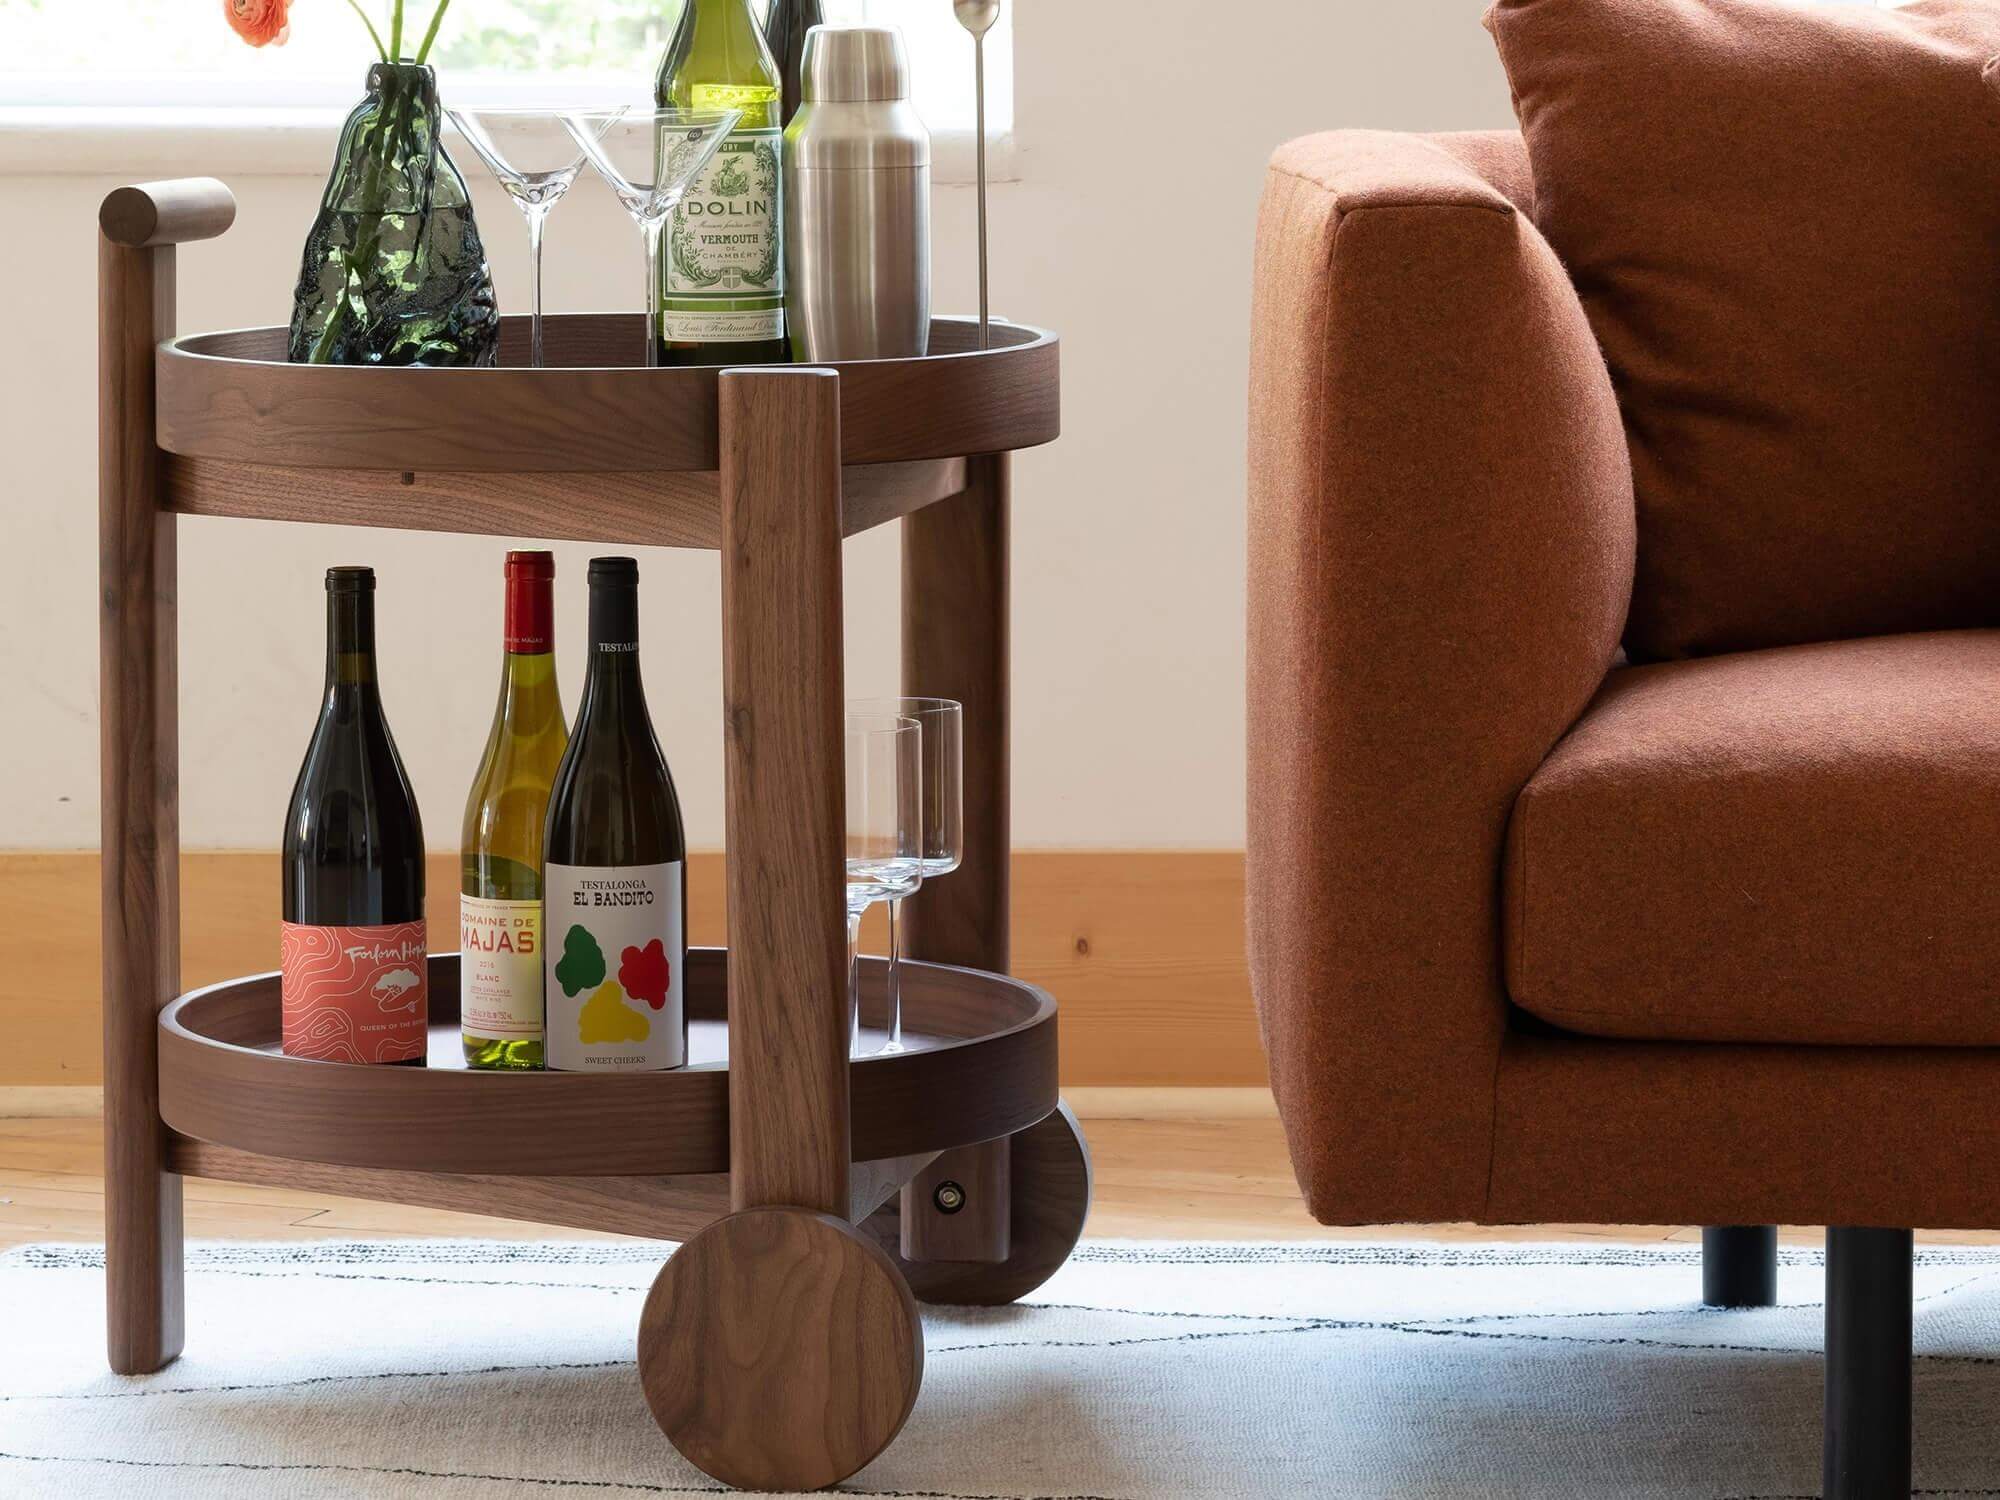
[1506,631,2000,1047]
[1246,129,1632,1223]
[1487,0,2000,659]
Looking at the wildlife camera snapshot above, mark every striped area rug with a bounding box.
[4,1239,2000,1497]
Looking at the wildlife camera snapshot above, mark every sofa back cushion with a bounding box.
[1486,0,2000,659]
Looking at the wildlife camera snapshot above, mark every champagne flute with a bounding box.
[847,698,961,1052]
[564,108,741,368]
[448,108,623,368]
[846,713,923,1056]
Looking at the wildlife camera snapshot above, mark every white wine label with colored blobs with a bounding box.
[542,862,684,1072]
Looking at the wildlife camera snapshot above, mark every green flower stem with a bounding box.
[342,0,389,60]
[302,0,459,363]
[308,70,419,364]
[414,0,453,65]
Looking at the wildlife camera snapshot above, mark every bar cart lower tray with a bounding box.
[155,951,1090,1491]
[159,950,1057,1202]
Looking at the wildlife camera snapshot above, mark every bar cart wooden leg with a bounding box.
[638,368,921,1492]
[863,453,1094,1304]
[97,186,234,1375]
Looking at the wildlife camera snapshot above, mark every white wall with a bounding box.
[0,2,1513,853]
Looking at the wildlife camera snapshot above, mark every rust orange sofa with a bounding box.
[1246,128,2000,1497]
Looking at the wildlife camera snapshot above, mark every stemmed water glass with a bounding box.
[563,107,741,368]
[848,698,962,1052]
[845,713,924,1056]
[447,108,623,368]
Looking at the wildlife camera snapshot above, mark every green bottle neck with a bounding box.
[685,0,761,44]
[577,580,650,731]
[324,588,378,693]
[658,0,780,107]
[493,649,563,736]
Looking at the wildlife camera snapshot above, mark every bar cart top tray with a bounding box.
[160,314,1056,472]
[154,314,1054,548]
[158,949,1058,1181]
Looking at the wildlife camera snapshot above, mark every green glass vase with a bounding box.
[288,62,500,367]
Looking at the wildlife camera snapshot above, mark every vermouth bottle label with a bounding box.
[664,126,784,343]
[281,920,428,1063]
[459,896,543,1044]
[543,862,686,1071]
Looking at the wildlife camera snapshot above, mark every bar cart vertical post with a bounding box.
[99,178,237,1376]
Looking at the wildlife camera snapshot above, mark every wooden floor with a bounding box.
[6,1089,2000,1250]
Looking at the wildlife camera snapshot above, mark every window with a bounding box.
[0,0,1012,134]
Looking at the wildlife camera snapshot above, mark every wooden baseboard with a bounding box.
[0,1086,107,1118]
[10,850,1263,1089]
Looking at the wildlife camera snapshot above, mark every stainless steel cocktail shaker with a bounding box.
[782,26,931,361]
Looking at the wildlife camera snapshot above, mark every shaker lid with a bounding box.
[801,25,910,103]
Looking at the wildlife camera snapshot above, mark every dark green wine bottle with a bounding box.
[655,0,789,366]
[280,566,428,1066]
[541,558,689,1072]
[765,0,825,126]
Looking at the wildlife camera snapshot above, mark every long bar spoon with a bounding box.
[953,0,999,349]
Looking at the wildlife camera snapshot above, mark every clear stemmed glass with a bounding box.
[845,713,924,1056]
[563,107,741,368]
[447,107,623,368]
[847,698,962,1052]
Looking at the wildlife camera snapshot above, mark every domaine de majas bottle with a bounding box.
[542,559,690,1072]
[281,567,428,1066]
[460,552,568,1069]
[656,0,789,365]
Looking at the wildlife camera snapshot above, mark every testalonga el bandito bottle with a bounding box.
[542,558,689,1072]
[281,566,428,1065]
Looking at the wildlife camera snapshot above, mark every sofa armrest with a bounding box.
[1246,130,1633,1223]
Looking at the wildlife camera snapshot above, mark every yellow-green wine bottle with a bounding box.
[460,551,568,1069]
[655,0,788,366]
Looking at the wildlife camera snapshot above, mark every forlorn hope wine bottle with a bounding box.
[281,566,428,1065]
[542,558,689,1072]
[461,551,568,1070]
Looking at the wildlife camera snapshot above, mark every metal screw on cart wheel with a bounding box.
[933,1180,967,1214]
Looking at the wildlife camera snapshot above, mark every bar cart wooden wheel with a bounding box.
[640,1208,924,1492]
[98,178,1080,1493]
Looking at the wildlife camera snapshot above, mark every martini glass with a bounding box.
[447,108,623,367]
[565,108,741,368]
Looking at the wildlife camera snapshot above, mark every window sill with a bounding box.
[0,107,1018,185]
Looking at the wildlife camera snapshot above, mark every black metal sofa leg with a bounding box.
[1702,1225,1779,1307]
[1824,1226,1913,1500]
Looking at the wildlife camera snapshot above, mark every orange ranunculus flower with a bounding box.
[224,0,291,47]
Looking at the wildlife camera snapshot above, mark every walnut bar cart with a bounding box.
[97,178,1089,1492]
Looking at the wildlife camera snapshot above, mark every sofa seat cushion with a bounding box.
[1504,631,2000,1046]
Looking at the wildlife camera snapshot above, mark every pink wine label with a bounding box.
[281,921,429,1064]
